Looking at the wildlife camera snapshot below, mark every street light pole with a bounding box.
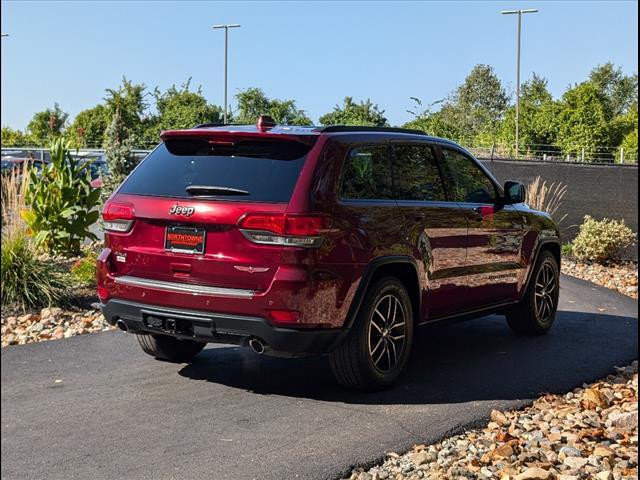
[501,9,537,158]
[212,24,240,124]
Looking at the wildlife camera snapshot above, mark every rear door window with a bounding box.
[118,138,312,203]
[392,144,447,201]
[340,146,393,200]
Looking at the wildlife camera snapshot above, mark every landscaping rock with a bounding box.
[342,362,638,480]
[2,308,112,347]
[562,258,638,299]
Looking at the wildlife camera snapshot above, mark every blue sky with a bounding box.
[1,0,638,129]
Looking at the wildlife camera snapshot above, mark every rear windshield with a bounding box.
[119,138,312,202]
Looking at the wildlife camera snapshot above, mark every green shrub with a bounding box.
[21,137,101,255]
[1,231,66,312]
[561,243,573,256]
[572,215,637,263]
[71,251,98,286]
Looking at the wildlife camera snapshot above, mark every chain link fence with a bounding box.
[467,144,638,164]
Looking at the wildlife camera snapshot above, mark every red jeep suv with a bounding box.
[98,117,561,390]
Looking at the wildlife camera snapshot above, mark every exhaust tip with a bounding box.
[116,319,129,332]
[248,338,265,355]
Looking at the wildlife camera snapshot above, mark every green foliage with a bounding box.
[1,231,65,311]
[71,250,98,286]
[621,129,638,162]
[588,63,638,118]
[151,79,223,131]
[561,243,573,256]
[1,126,30,147]
[572,215,637,263]
[319,97,388,126]
[100,109,138,201]
[452,64,509,143]
[234,88,312,125]
[555,83,611,156]
[498,74,561,154]
[404,102,462,140]
[104,77,149,143]
[26,103,68,145]
[404,64,508,145]
[67,104,110,149]
[21,138,100,255]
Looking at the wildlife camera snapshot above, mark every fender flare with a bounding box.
[519,238,561,301]
[342,256,421,331]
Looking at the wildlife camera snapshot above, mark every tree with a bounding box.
[403,99,461,140]
[555,82,610,157]
[1,127,29,147]
[403,65,508,145]
[100,109,137,201]
[152,79,223,132]
[25,103,68,146]
[588,63,638,118]
[451,64,509,144]
[66,104,110,149]
[498,74,560,152]
[234,88,312,125]
[104,77,149,145]
[319,97,388,126]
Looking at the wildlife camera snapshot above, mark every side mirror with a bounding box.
[504,181,525,204]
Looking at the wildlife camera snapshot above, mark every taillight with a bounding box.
[238,213,325,247]
[102,201,135,233]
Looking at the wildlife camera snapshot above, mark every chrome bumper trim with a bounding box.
[113,275,254,298]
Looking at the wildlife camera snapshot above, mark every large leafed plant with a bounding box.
[22,138,101,255]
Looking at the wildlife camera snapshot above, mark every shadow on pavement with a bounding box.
[178,310,638,405]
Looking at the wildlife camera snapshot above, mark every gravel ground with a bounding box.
[1,307,112,347]
[562,259,638,300]
[345,362,638,480]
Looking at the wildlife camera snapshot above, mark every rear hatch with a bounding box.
[103,132,316,292]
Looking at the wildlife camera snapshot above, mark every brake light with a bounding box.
[256,115,277,131]
[102,201,135,233]
[238,213,325,247]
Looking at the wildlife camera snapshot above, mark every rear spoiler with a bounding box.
[160,129,318,146]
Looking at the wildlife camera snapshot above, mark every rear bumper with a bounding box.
[100,299,346,356]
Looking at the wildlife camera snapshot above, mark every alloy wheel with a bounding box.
[367,294,407,373]
[534,262,557,324]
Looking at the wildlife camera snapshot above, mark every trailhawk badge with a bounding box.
[169,205,195,216]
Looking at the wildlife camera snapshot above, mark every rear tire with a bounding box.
[506,250,559,335]
[329,277,414,391]
[136,333,206,362]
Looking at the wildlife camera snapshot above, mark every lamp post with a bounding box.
[501,9,538,158]
[212,24,241,124]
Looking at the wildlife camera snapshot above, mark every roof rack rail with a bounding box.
[317,125,427,135]
[193,122,234,129]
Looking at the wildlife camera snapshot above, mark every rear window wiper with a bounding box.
[185,185,250,196]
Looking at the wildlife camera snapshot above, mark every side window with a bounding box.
[393,144,447,201]
[340,146,393,200]
[441,148,497,203]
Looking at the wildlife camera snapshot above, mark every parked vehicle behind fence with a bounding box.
[97,116,561,390]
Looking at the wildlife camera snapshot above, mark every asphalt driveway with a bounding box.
[1,275,637,480]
